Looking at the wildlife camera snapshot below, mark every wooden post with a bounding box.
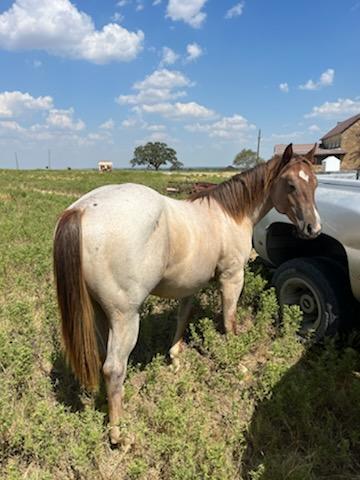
[256,129,261,163]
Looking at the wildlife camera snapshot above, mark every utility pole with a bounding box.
[15,152,19,169]
[48,149,51,169]
[256,129,262,163]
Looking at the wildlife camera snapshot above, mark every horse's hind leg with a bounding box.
[103,308,140,445]
[93,301,109,364]
[169,296,193,373]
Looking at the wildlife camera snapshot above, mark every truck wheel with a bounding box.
[272,257,349,340]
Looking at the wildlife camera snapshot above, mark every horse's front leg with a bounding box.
[169,296,193,373]
[219,269,244,334]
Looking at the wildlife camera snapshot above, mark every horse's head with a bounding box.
[270,143,321,239]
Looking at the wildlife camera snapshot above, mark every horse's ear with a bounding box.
[280,143,293,168]
[305,143,317,164]
[273,143,293,180]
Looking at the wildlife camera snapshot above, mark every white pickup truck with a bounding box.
[253,175,360,339]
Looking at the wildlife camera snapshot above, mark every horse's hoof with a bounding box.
[232,323,240,335]
[170,357,180,373]
[109,425,121,445]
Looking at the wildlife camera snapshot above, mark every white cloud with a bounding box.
[279,82,289,93]
[147,131,171,141]
[319,69,335,86]
[146,124,166,131]
[0,91,53,117]
[121,117,166,131]
[86,131,112,143]
[117,88,186,105]
[122,117,139,128]
[112,12,124,23]
[134,68,191,90]
[33,59,42,68]
[149,131,168,141]
[99,119,115,130]
[186,42,203,62]
[153,0,162,4]
[270,131,304,140]
[308,124,320,132]
[305,97,360,118]
[225,2,244,19]
[117,68,214,121]
[142,101,214,118]
[0,0,144,64]
[0,90,93,147]
[118,69,191,105]
[117,1,128,6]
[136,130,178,146]
[186,114,255,139]
[46,108,85,131]
[299,68,335,90]
[0,120,25,132]
[160,47,179,66]
[166,0,207,28]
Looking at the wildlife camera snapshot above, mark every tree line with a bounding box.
[130,141,263,171]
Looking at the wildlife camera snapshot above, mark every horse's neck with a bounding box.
[249,196,273,225]
[244,162,275,225]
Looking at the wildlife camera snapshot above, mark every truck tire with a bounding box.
[272,257,350,340]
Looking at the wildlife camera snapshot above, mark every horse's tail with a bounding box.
[53,208,100,390]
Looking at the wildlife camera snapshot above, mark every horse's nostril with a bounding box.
[307,224,313,235]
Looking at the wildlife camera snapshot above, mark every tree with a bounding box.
[130,142,183,171]
[233,148,263,170]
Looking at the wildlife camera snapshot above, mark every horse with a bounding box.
[53,143,320,444]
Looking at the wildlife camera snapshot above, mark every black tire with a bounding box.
[272,257,351,340]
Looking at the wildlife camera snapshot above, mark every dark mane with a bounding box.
[188,155,311,222]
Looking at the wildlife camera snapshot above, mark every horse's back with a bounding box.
[72,183,163,217]
[73,183,165,237]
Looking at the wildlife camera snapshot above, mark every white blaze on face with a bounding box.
[299,169,309,182]
[313,207,321,234]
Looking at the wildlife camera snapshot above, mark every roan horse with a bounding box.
[53,143,321,444]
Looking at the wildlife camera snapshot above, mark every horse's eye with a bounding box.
[288,183,296,193]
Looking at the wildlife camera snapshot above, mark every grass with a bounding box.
[0,168,360,479]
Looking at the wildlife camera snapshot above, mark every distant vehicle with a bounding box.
[253,175,360,339]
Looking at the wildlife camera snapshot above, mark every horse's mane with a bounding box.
[189,155,311,222]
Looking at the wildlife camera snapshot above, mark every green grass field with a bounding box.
[1,169,360,480]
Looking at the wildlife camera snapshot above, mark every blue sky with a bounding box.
[0,0,359,169]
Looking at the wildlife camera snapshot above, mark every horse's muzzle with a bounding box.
[296,223,322,240]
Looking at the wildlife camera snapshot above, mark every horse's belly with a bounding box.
[151,281,207,299]
[150,264,216,299]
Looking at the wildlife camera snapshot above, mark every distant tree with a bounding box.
[233,148,263,170]
[130,142,183,171]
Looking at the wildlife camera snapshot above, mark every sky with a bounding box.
[0,0,359,169]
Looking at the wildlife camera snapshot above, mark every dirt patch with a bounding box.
[0,193,13,201]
